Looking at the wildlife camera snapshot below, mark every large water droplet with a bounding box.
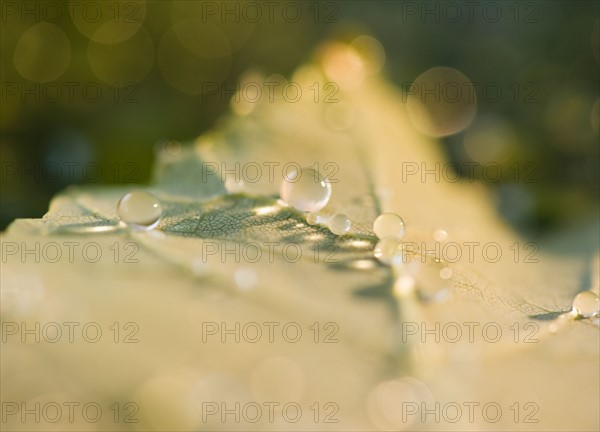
[373,213,405,239]
[572,291,599,318]
[328,213,351,235]
[280,167,331,212]
[117,190,162,230]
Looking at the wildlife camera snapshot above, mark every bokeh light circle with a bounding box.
[14,23,71,83]
[70,0,146,44]
[171,1,254,53]
[407,66,477,137]
[88,27,154,85]
[350,35,386,75]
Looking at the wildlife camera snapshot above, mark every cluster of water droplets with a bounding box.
[114,167,456,302]
[277,167,353,236]
[111,164,599,324]
[370,213,453,303]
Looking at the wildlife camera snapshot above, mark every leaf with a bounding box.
[2,44,598,431]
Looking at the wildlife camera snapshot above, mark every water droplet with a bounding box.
[373,213,405,239]
[572,291,599,318]
[328,213,351,235]
[374,238,404,266]
[306,212,324,225]
[280,167,331,212]
[117,190,162,230]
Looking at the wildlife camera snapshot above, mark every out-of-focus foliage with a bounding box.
[0,0,598,235]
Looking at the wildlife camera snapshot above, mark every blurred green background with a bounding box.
[1,0,598,235]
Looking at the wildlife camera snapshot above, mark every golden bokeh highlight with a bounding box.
[70,0,146,44]
[88,27,154,85]
[367,377,434,430]
[350,35,386,75]
[320,42,368,90]
[172,19,232,59]
[320,35,385,91]
[407,66,477,137]
[13,23,71,83]
[171,1,255,53]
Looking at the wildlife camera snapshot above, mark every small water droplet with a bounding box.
[374,237,404,266]
[373,213,405,240]
[306,212,324,225]
[117,190,162,230]
[280,167,331,212]
[572,291,600,318]
[328,213,351,235]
